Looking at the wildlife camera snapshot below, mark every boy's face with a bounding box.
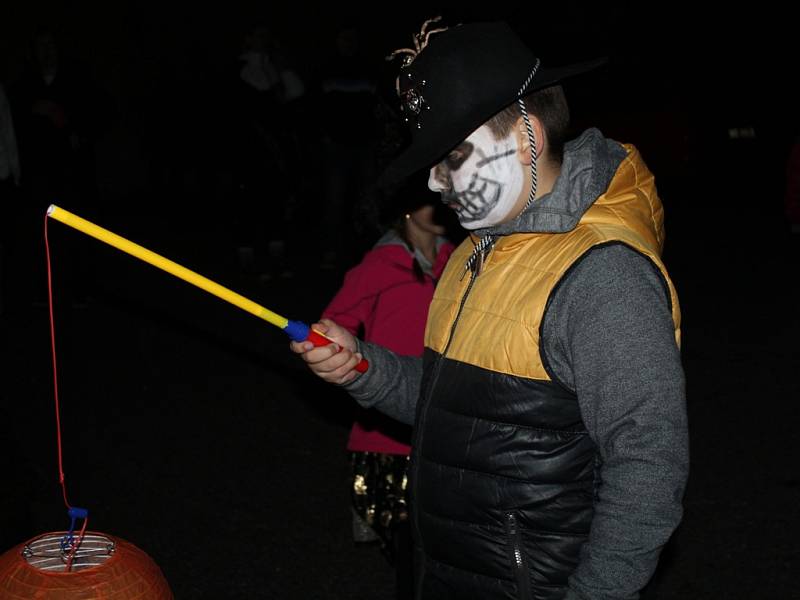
[428,124,524,230]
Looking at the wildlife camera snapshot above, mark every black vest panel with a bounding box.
[411,349,597,598]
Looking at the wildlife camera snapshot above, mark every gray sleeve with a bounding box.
[342,341,422,426]
[542,244,689,600]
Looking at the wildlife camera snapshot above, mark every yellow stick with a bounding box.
[46,204,288,329]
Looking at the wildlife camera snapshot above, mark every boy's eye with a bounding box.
[445,142,474,170]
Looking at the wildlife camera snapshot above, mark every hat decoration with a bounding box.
[386,16,448,129]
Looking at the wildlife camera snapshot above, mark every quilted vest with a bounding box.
[412,145,681,599]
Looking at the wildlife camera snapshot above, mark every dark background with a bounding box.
[1,2,798,598]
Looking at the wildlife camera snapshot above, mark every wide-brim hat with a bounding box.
[380,21,606,186]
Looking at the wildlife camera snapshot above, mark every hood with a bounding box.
[374,229,451,275]
[478,128,628,237]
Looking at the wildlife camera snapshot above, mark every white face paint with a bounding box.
[427,124,524,230]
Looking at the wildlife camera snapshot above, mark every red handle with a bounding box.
[306,329,369,373]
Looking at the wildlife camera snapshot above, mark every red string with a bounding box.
[45,212,88,571]
[44,212,72,509]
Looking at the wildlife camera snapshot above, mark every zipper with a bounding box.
[411,243,487,559]
[505,512,532,599]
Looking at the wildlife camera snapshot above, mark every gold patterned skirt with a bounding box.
[350,451,410,559]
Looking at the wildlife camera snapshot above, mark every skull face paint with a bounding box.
[428,124,524,230]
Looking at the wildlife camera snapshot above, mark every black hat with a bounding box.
[381,20,605,185]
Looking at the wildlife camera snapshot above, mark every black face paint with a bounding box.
[476,148,516,168]
[428,125,524,230]
[442,173,503,221]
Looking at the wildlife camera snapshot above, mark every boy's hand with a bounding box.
[289,319,364,385]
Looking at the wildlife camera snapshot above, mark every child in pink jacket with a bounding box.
[322,199,454,599]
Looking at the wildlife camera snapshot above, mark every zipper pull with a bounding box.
[473,249,485,277]
[460,235,495,281]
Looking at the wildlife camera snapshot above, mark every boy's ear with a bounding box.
[515,114,544,166]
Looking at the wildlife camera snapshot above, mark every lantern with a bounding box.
[0,531,173,599]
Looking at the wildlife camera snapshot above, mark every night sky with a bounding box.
[2,1,795,214]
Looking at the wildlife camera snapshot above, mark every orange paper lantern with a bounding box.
[0,531,173,599]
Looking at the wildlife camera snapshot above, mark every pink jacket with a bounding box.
[322,233,454,454]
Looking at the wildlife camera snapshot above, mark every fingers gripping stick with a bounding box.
[283,320,369,373]
[308,329,369,373]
